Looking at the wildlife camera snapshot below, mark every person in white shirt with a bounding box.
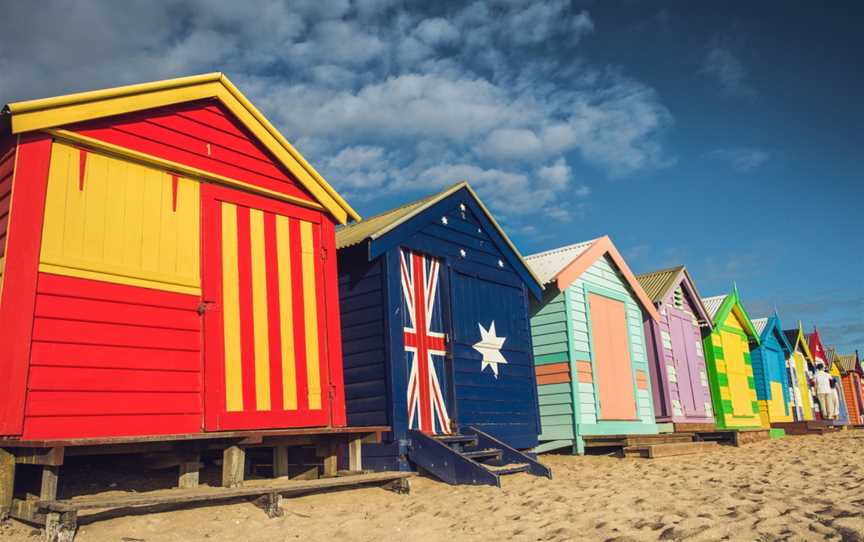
[813,364,837,419]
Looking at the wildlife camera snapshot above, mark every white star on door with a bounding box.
[473,321,508,378]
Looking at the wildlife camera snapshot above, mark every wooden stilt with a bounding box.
[0,448,14,520]
[320,441,338,477]
[348,437,362,472]
[222,446,245,488]
[256,492,283,518]
[40,465,60,501]
[178,456,201,489]
[273,446,289,478]
[45,511,77,542]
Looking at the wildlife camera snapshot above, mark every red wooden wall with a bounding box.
[0,100,348,439]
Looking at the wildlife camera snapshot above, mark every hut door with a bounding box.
[201,186,331,431]
[400,249,452,435]
[669,309,703,416]
[589,294,638,420]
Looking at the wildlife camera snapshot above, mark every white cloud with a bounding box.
[702,46,756,98]
[707,148,770,172]
[0,0,674,228]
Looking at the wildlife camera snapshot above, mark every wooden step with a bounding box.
[623,441,718,459]
[673,422,717,433]
[583,433,694,448]
[434,435,478,447]
[462,449,502,461]
[483,463,529,475]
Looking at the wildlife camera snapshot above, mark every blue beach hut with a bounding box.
[335,183,550,485]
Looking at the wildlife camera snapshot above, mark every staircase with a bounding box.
[407,427,552,486]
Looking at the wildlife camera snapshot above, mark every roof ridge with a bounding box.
[525,238,598,261]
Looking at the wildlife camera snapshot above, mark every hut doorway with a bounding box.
[400,249,453,435]
[201,186,332,431]
[669,309,705,417]
[720,330,752,416]
[588,293,637,421]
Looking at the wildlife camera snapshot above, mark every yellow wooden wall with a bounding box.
[40,143,200,295]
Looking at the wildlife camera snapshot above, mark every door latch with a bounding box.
[197,301,214,315]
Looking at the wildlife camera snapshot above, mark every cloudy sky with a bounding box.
[2,0,862,351]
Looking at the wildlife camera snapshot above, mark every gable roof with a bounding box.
[635,265,712,326]
[335,182,543,298]
[700,286,760,343]
[834,352,860,374]
[2,73,359,224]
[525,236,660,321]
[783,322,815,362]
[752,314,793,353]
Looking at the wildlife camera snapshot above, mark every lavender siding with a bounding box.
[644,279,714,424]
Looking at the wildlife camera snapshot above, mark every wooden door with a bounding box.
[589,293,637,420]
[399,249,452,435]
[202,185,331,430]
[669,310,705,416]
[720,330,752,416]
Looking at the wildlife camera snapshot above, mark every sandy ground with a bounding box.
[3,432,864,541]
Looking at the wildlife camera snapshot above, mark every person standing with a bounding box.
[814,364,836,419]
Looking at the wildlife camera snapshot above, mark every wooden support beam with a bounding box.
[0,448,14,520]
[256,492,283,518]
[222,446,245,488]
[40,465,60,501]
[178,456,201,489]
[14,447,64,466]
[273,446,289,478]
[318,441,338,478]
[348,437,362,472]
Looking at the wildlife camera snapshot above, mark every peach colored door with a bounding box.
[589,293,637,420]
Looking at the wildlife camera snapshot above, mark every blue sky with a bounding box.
[1,1,861,351]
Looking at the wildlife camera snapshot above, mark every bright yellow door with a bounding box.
[721,331,752,416]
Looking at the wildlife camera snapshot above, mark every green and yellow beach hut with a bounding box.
[700,286,764,429]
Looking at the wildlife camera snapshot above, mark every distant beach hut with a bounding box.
[782,323,818,422]
[525,236,661,454]
[833,351,864,425]
[336,182,551,485]
[808,330,849,425]
[700,287,764,429]
[749,315,795,432]
[635,266,716,431]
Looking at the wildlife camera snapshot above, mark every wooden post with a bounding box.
[222,446,245,488]
[40,465,60,501]
[178,455,200,489]
[45,511,77,542]
[321,441,338,478]
[348,437,362,472]
[0,448,14,520]
[272,446,289,478]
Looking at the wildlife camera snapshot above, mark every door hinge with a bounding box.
[197,301,215,316]
[321,246,328,261]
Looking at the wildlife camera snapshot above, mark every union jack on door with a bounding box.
[400,249,451,434]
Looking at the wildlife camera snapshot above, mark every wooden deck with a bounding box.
[770,421,840,436]
[583,433,696,449]
[693,428,771,446]
[623,441,718,459]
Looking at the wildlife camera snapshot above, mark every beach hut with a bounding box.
[782,323,818,422]
[700,287,763,429]
[808,330,848,425]
[833,351,864,425]
[749,315,795,430]
[524,237,661,454]
[635,266,716,431]
[0,74,400,518]
[336,183,551,485]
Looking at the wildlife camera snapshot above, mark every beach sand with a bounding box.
[3,432,864,541]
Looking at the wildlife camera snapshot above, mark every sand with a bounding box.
[3,432,864,541]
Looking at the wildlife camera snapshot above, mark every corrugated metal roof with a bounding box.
[835,353,859,373]
[701,295,727,320]
[635,265,684,303]
[752,317,769,335]
[524,239,598,285]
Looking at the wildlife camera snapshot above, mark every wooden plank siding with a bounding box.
[338,247,390,427]
[23,273,202,439]
[0,143,15,299]
[67,101,316,205]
